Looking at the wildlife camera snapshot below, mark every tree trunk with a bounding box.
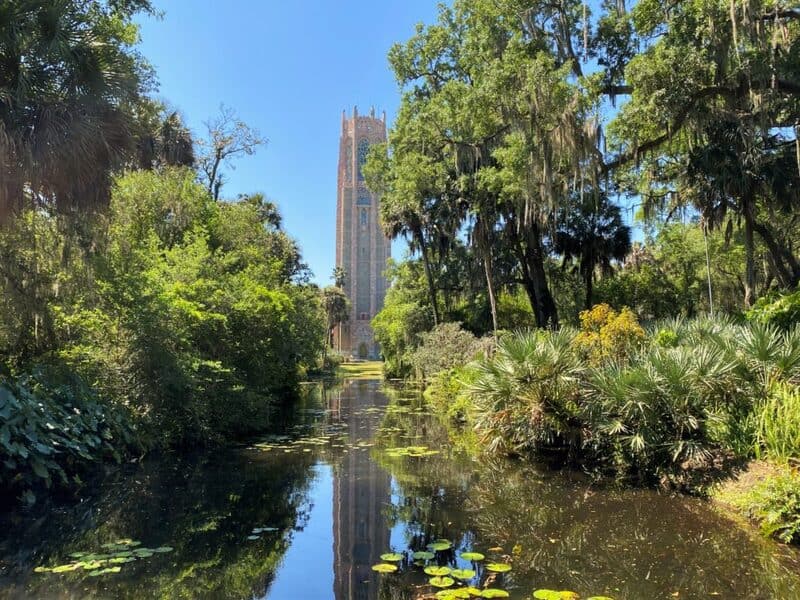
[743,204,756,308]
[583,265,593,310]
[750,217,800,289]
[527,223,559,329]
[483,252,499,343]
[416,229,440,326]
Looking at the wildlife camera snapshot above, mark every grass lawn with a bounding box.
[337,361,384,379]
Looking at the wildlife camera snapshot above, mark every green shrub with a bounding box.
[755,383,800,461]
[467,329,584,454]
[409,322,490,380]
[746,287,800,330]
[0,368,135,504]
[424,365,477,425]
[584,344,744,483]
[728,466,800,544]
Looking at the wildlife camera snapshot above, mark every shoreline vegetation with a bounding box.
[392,306,800,550]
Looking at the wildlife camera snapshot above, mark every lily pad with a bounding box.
[88,566,121,577]
[33,567,51,573]
[451,568,476,580]
[424,566,452,576]
[485,562,512,573]
[412,550,435,560]
[463,587,483,597]
[246,535,260,541]
[460,551,485,562]
[437,589,471,599]
[51,564,81,573]
[427,540,453,552]
[481,590,510,598]
[154,546,173,553]
[380,552,404,562]
[371,563,398,573]
[429,576,455,588]
[533,591,580,600]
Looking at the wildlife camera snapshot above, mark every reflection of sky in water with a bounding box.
[3,380,800,600]
[265,464,334,600]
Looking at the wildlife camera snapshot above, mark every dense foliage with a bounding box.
[0,2,327,502]
[424,310,800,489]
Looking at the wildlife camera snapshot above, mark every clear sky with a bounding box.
[136,1,440,285]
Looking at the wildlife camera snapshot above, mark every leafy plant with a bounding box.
[467,329,584,454]
[573,304,645,365]
[728,466,800,544]
[0,368,134,503]
[755,383,800,461]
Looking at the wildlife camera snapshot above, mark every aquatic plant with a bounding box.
[425,566,452,576]
[450,568,476,580]
[459,551,485,561]
[372,563,399,573]
[35,539,172,577]
[429,575,455,588]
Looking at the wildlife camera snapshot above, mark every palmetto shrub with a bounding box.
[584,344,744,483]
[467,329,584,454]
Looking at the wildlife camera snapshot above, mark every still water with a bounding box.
[1,379,799,599]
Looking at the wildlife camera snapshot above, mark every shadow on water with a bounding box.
[0,380,799,599]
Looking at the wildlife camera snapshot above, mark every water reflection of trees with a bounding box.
[371,387,800,599]
[0,436,318,598]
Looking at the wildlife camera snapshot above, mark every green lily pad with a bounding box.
[51,564,81,573]
[459,551,485,562]
[380,552,403,562]
[463,587,483,597]
[109,557,136,564]
[154,547,173,553]
[412,550,435,560]
[247,535,260,541]
[485,562,512,573]
[429,576,455,588]
[424,566,452,576]
[451,568,476,580]
[88,566,121,577]
[68,552,87,558]
[533,591,579,600]
[371,563,398,573]
[33,566,51,573]
[427,540,453,552]
[82,561,105,570]
[481,590,510,598]
[437,589,471,599]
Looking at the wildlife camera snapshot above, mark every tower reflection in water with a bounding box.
[329,380,391,600]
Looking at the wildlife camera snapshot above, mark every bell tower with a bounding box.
[334,107,391,359]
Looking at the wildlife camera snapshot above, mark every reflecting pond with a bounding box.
[1,379,799,599]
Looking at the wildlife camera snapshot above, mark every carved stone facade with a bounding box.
[334,107,391,359]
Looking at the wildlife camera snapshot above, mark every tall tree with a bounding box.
[554,193,631,309]
[198,105,265,201]
[0,0,154,222]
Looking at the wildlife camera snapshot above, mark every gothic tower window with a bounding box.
[357,138,369,180]
[360,208,368,227]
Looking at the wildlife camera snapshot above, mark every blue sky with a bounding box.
[137,1,440,285]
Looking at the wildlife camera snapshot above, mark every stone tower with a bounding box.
[334,107,391,359]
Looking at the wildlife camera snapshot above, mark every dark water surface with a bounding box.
[1,380,799,599]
